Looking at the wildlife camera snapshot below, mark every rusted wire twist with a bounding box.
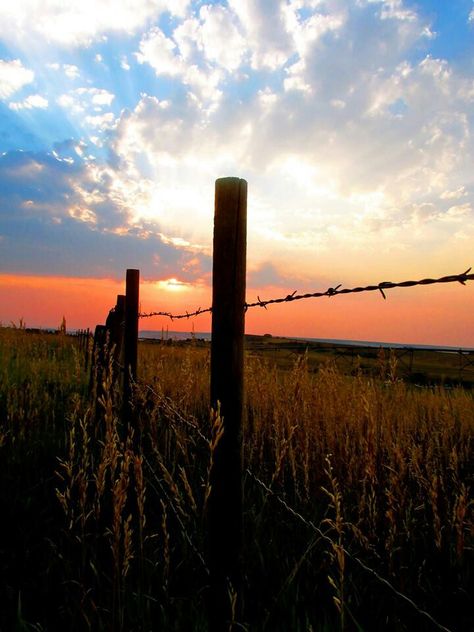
[138,268,473,320]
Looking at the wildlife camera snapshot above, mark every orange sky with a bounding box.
[2,272,473,348]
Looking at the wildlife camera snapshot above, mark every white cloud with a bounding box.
[227,0,293,69]
[120,56,131,71]
[284,59,312,93]
[9,94,48,110]
[0,0,190,47]
[84,112,116,129]
[440,187,467,201]
[57,94,78,110]
[64,64,80,79]
[48,62,80,79]
[0,59,34,99]
[91,89,115,106]
[282,1,346,58]
[379,0,419,23]
[198,4,246,71]
[57,87,116,115]
[136,28,182,77]
[442,203,472,220]
[136,27,224,107]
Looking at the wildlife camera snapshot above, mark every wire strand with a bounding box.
[245,468,452,632]
[138,268,473,320]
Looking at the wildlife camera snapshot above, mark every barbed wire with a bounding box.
[245,467,452,632]
[138,268,473,320]
[139,305,212,320]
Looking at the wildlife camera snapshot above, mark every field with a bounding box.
[0,327,473,631]
[241,334,474,387]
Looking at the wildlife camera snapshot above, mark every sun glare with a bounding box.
[156,278,190,292]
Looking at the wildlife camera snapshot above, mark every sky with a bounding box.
[0,0,473,346]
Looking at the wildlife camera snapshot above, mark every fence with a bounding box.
[86,177,473,631]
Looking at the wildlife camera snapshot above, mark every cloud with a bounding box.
[0,149,210,280]
[56,87,117,132]
[9,94,48,110]
[136,28,181,76]
[47,63,80,79]
[136,27,224,107]
[197,4,247,71]
[74,87,116,108]
[0,59,34,99]
[120,56,131,71]
[89,89,115,106]
[84,112,116,129]
[247,261,320,289]
[227,0,293,70]
[0,0,190,47]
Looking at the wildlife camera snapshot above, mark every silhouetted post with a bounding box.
[106,294,126,364]
[91,324,108,403]
[208,177,247,630]
[123,270,139,424]
[84,328,91,370]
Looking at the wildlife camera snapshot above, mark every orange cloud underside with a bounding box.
[1,273,473,347]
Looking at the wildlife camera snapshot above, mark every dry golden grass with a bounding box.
[0,329,472,630]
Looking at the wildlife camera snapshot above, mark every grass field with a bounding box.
[0,327,473,631]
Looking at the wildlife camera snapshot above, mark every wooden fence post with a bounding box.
[123,269,140,424]
[91,324,108,403]
[84,328,91,370]
[106,294,126,363]
[208,177,247,630]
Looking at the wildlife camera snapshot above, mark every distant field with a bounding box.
[143,332,474,387]
[1,328,473,631]
[244,334,474,386]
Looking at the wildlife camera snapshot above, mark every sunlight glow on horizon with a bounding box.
[2,272,473,348]
[155,277,193,292]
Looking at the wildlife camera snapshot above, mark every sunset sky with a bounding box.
[1,0,473,346]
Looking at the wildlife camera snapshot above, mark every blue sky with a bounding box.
[0,0,473,293]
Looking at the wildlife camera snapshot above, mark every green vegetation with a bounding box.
[0,328,473,630]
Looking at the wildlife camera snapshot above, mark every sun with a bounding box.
[156,278,190,293]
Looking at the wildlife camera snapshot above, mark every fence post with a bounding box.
[107,294,126,362]
[84,327,91,370]
[123,269,140,424]
[208,177,247,630]
[91,324,108,404]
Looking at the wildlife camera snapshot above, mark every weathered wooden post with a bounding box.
[123,269,139,424]
[91,323,108,401]
[208,177,247,630]
[84,327,91,370]
[106,295,126,362]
